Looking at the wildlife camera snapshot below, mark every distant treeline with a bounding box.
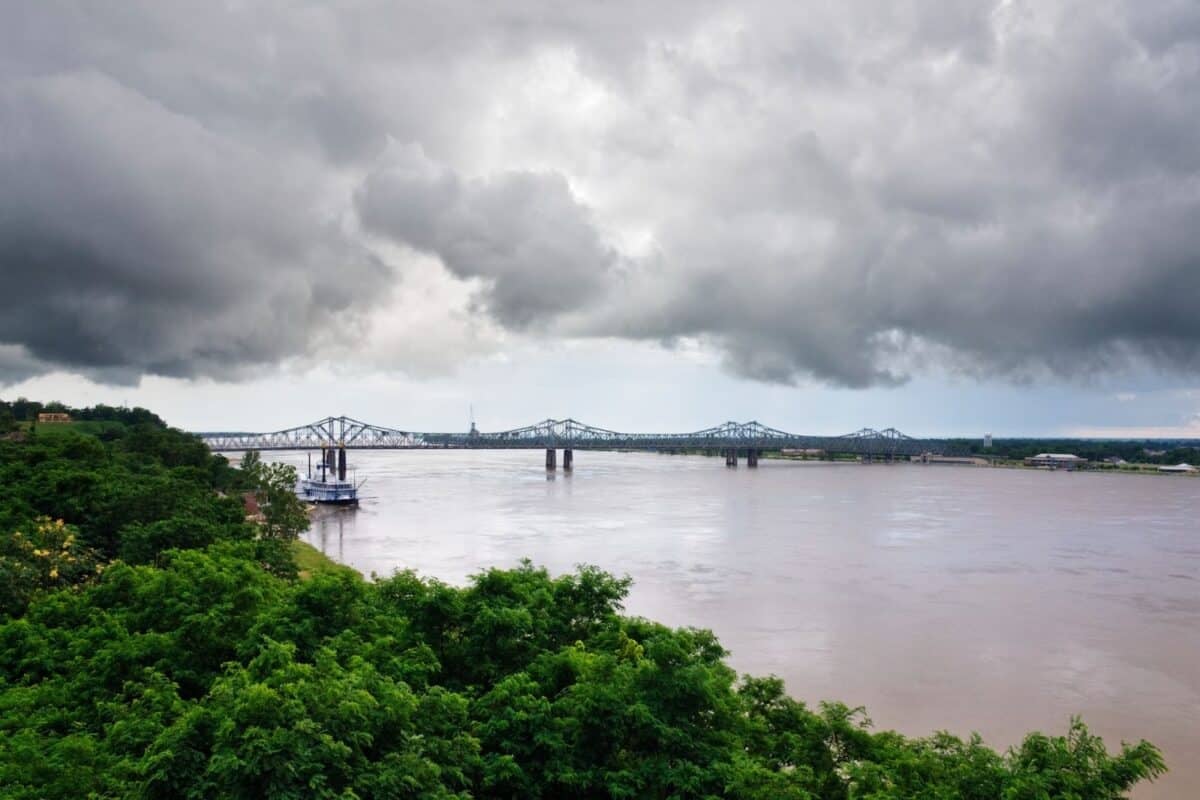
[948,438,1200,464]
[0,403,1172,798]
[0,397,165,431]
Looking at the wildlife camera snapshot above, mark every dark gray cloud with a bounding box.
[0,345,43,387]
[0,70,387,383]
[357,150,619,327]
[562,0,1200,386]
[1,1,1199,389]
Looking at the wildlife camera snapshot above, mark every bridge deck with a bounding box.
[196,416,949,457]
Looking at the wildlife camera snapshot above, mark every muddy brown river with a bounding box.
[284,450,1199,798]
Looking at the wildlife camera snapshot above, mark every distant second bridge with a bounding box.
[196,416,952,468]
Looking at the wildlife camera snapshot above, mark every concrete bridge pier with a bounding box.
[563,449,573,471]
[725,448,739,467]
[545,448,557,470]
[747,449,759,468]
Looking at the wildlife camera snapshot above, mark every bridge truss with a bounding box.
[197,416,947,458]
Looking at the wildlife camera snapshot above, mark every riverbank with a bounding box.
[291,539,359,579]
[988,458,1199,476]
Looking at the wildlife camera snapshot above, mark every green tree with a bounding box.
[9,397,42,422]
[255,462,308,541]
[234,449,308,541]
[238,449,263,484]
[0,517,103,617]
[140,640,479,799]
[1003,718,1166,799]
[0,405,16,434]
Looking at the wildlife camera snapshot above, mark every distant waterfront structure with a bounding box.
[1025,453,1087,469]
[913,453,990,466]
[241,491,263,521]
[984,433,992,448]
[36,412,70,423]
[1158,463,1197,474]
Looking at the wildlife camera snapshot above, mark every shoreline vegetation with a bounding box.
[764,451,1199,475]
[0,400,1168,798]
[292,539,360,580]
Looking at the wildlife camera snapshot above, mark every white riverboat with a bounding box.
[297,448,361,505]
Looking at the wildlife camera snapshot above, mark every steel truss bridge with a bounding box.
[196,416,948,459]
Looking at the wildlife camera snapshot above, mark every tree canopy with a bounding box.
[0,402,1167,798]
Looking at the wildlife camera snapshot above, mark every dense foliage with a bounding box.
[0,398,166,433]
[0,404,1167,798]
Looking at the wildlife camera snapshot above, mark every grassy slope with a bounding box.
[291,540,359,580]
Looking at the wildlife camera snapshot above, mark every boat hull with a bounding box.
[297,478,359,505]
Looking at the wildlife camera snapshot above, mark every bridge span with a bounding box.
[196,416,950,468]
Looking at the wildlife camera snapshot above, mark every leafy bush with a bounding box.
[0,517,103,616]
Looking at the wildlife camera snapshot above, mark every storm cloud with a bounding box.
[2,1,1199,388]
[356,149,619,327]
[0,70,388,382]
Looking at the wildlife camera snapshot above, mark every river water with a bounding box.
[281,450,1198,798]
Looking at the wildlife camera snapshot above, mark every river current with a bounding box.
[276,450,1199,798]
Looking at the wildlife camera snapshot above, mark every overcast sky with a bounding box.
[3,1,1200,436]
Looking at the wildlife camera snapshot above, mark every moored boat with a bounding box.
[297,446,361,505]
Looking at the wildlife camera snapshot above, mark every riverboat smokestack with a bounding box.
[338,446,346,481]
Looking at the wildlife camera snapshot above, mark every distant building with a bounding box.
[1024,453,1087,469]
[1104,456,1128,465]
[1158,463,1197,474]
[1143,448,1167,457]
[984,433,992,448]
[241,491,264,520]
[913,453,990,466]
[36,412,71,423]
